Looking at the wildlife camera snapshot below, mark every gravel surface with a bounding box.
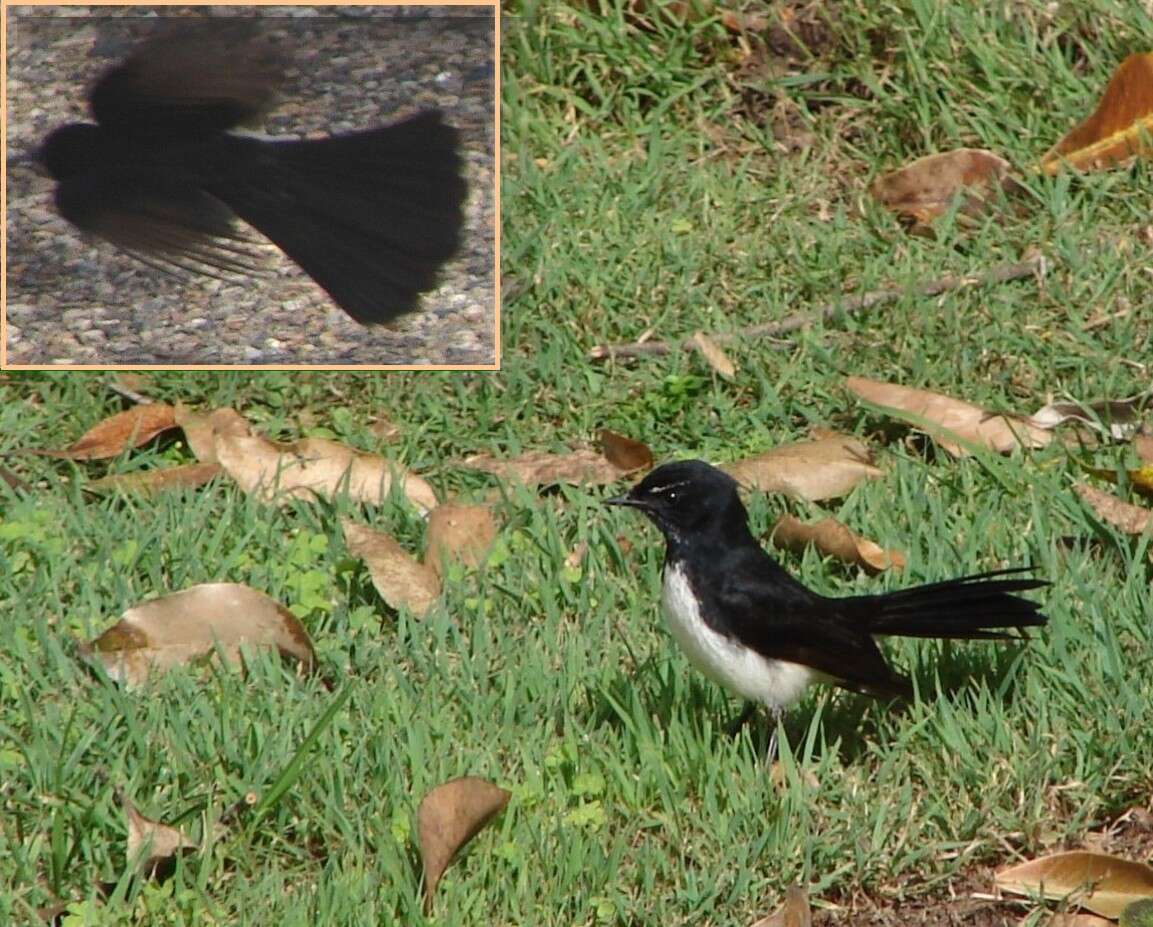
[5,5,496,367]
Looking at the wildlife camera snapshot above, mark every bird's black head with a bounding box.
[606,459,749,544]
[36,122,105,181]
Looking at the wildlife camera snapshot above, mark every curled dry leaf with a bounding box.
[85,462,222,496]
[847,376,1051,457]
[1075,483,1152,535]
[175,404,253,463]
[29,404,178,460]
[1041,53,1153,174]
[342,519,440,618]
[417,776,510,911]
[122,794,197,880]
[769,514,905,573]
[599,429,654,474]
[1029,395,1150,441]
[749,885,813,927]
[216,434,437,512]
[723,435,883,501]
[424,504,498,578]
[461,448,625,488]
[82,583,315,687]
[691,330,737,380]
[995,850,1153,918]
[871,149,1016,227]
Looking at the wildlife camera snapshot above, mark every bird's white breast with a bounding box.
[661,563,818,710]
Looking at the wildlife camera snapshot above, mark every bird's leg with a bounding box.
[765,706,784,767]
[725,702,757,738]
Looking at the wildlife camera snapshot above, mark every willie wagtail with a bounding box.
[606,460,1048,755]
[33,22,466,325]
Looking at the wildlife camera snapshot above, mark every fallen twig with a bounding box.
[588,254,1047,361]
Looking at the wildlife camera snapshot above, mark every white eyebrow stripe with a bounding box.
[649,479,691,494]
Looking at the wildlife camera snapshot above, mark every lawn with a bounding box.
[3,1,1153,924]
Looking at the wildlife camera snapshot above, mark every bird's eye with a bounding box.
[666,490,678,502]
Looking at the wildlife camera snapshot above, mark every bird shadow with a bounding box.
[584,640,1038,767]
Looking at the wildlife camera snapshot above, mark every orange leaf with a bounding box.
[30,404,178,460]
[1042,53,1153,173]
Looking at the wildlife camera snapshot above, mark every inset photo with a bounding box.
[4,4,497,368]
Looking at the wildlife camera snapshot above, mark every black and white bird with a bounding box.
[606,459,1048,756]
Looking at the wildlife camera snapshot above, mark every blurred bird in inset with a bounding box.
[35,23,467,325]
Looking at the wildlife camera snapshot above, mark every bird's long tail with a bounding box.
[221,109,466,324]
[847,568,1049,639]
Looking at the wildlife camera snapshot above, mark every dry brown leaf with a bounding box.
[691,330,737,379]
[1136,436,1153,464]
[723,435,884,501]
[847,376,1051,457]
[461,448,624,488]
[216,434,437,511]
[122,794,197,879]
[0,465,32,493]
[424,504,498,577]
[1041,53,1153,173]
[599,429,654,474]
[30,404,178,460]
[81,583,315,687]
[175,404,253,463]
[86,462,222,496]
[769,514,905,573]
[749,885,813,927]
[417,776,510,911]
[1075,483,1152,535]
[995,850,1153,918]
[871,149,1016,227]
[1029,396,1149,441]
[342,519,441,618]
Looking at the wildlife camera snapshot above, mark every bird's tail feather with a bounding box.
[222,110,466,324]
[847,568,1048,640]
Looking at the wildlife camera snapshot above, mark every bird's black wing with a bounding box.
[710,551,912,698]
[55,168,267,278]
[89,23,284,135]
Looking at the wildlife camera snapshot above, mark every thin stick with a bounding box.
[588,254,1047,361]
[107,380,153,405]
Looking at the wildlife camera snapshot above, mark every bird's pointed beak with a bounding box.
[604,493,644,508]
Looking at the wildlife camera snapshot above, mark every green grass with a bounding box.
[4,1,1153,923]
